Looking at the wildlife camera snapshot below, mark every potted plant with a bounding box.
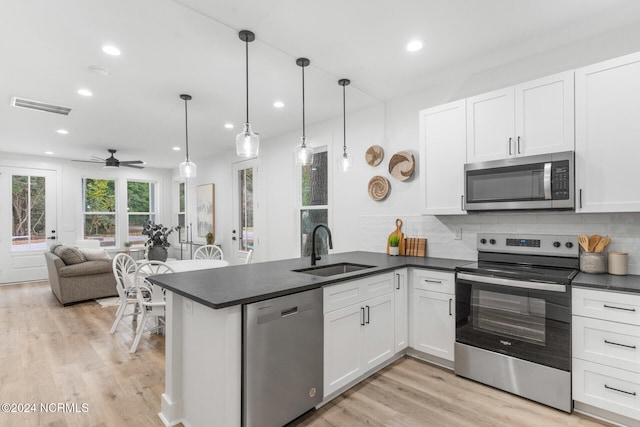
[142,220,178,262]
[206,232,214,245]
[123,241,132,249]
[389,235,400,256]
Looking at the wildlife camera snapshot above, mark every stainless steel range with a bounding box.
[455,233,579,413]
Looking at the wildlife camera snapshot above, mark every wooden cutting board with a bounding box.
[387,218,405,255]
[404,238,427,257]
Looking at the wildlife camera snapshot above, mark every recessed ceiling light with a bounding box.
[273,101,285,108]
[406,40,423,52]
[45,151,54,155]
[224,123,234,129]
[173,146,181,151]
[56,129,68,135]
[77,89,93,97]
[102,45,121,56]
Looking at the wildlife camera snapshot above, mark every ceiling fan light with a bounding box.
[179,159,197,178]
[236,123,259,157]
[295,137,314,165]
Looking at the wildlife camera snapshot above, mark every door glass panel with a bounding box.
[238,167,253,251]
[12,175,46,251]
[466,163,545,202]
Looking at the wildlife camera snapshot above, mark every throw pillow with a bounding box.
[79,247,110,261]
[53,245,86,265]
[50,242,63,253]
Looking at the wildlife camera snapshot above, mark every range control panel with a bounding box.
[477,233,578,257]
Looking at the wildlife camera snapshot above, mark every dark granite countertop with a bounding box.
[573,272,640,294]
[148,251,472,309]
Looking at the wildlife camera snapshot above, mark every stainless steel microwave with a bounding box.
[464,151,574,211]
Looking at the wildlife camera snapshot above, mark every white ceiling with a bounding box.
[2,0,640,169]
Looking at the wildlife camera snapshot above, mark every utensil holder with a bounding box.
[580,251,606,274]
[608,252,628,275]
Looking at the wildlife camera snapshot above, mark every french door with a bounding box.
[0,167,57,284]
[231,160,259,265]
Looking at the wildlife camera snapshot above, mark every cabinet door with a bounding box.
[514,70,574,157]
[419,99,467,214]
[576,52,640,212]
[394,269,408,353]
[412,289,455,361]
[362,293,395,371]
[466,87,515,163]
[324,303,363,397]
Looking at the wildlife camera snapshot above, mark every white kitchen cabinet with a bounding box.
[410,269,455,362]
[575,52,640,213]
[419,99,467,215]
[323,273,395,397]
[573,287,640,423]
[467,71,574,163]
[394,269,408,353]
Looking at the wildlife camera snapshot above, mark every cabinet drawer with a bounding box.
[573,358,640,421]
[323,273,394,313]
[573,316,640,373]
[413,269,454,294]
[573,287,640,325]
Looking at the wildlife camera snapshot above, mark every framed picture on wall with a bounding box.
[196,183,215,238]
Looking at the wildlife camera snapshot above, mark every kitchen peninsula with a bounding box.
[148,251,468,427]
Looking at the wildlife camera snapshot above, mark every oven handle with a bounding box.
[544,162,552,200]
[456,272,567,292]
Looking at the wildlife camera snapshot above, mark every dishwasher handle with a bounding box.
[281,306,298,317]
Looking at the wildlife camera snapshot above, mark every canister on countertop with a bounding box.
[580,251,606,274]
[608,252,628,276]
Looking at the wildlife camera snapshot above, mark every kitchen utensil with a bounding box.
[387,218,405,256]
[594,236,611,253]
[577,234,590,252]
[368,175,389,201]
[588,234,601,252]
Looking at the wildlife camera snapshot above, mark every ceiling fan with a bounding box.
[72,149,144,169]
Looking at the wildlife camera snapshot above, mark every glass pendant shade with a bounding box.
[236,122,259,157]
[295,137,314,165]
[179,160,197,178]
[338,152,351,172]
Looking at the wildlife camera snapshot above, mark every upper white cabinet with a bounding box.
[466,71,575,163]
[419,99,467,215]
[575,52,640,213]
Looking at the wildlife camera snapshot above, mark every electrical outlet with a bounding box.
[454,228,462,240]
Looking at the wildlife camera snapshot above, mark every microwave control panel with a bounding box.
[551,161,570,200]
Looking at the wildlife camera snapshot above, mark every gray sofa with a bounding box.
[44,249,118,306]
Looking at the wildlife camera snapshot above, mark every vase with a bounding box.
[148,246,168,262]
[389,247,399,256]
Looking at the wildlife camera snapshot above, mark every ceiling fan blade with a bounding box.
[90,156,106,161]
[119,160,144,165]
[123,164,144,169]
[71,160,103,163]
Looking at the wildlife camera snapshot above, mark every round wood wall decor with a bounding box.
[368,175,390,201]
[388,151,415,181]
[365,145,384,166]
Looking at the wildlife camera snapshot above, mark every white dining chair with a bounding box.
[110,253,138,334]
[242,249,254,264]
[129,261,174,353]
[193,244,224,260]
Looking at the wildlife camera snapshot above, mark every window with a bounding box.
[11,175,46,251]
[300,149,328,256]
[127,181,156,245]
[82,178,116,247]
[238,167,254,251]
[177,182,186,242]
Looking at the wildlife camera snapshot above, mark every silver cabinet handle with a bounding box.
[605,384,636,396]
[360,307,365,326]
[604,304,636,312]
[424,279,442,284]
[395,273,400,290]
[365,305,370,324]
[604,339,636,349]
[460,195,465,211]
[449,298,452,316]
[517,136,521,154]
[508,137,512,155]
[579,189,583,209]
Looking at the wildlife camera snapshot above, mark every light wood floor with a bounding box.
[1,281,613,427]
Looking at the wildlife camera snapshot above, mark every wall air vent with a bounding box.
[10,97,72,115]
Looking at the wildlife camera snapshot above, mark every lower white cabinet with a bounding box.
[394,269,408,353]
[410,269,455,362]
[324,275,395,397]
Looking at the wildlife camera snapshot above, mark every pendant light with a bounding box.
[179,94,196,178]
[338,79,351,172]
[236,30,259,158]
[295,57,314,165]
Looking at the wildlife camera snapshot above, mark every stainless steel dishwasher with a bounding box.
[243,288,323,427]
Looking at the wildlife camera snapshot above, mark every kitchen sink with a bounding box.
[293,262,375,277]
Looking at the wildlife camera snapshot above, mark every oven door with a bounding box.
[455,272,571,372]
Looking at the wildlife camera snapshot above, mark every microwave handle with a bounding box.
[544,162,552,200]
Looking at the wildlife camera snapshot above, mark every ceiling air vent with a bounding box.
[10,97,72,115]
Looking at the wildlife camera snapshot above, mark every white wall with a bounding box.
[186,23,640,272]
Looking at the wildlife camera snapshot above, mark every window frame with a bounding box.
[298,146,330,257]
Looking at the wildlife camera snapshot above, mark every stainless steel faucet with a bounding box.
[310,224,333,266]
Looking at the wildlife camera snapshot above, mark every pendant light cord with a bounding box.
[342,84,346,155]
[301,64,306,139]
[245,39,249,124]
[184,98,190,160]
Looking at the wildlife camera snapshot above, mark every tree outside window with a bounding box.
[300,149,328,256]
